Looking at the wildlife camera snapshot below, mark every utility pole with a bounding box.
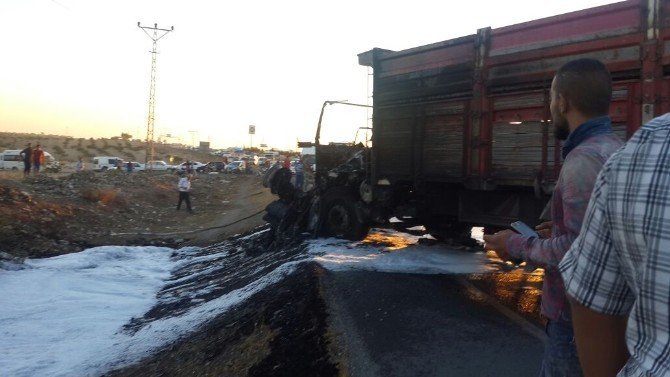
[138,22,174,165]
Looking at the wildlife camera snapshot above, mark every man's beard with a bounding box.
[553,115,570,140]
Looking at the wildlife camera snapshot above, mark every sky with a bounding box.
[0,0,618,150]
[0,228,505,376]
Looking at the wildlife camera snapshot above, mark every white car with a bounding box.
[93,156,123,171]
[0,150,24,170]
[1,150,59,171]
[146,160,175,171]
[179,161,205,172]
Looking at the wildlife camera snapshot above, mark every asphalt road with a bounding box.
[321,270,545,377]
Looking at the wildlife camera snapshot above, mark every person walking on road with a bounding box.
[32,144,45,175]
[19,143,32,177]
[483,58,623,376]
[176,173,193,212]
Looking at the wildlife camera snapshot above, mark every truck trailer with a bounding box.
[267,0,670,241]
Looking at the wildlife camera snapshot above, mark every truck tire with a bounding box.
[320,189,369,240]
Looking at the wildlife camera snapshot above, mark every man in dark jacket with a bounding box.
[19,143,32,177]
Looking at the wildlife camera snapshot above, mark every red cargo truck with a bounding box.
[285,0,670,241]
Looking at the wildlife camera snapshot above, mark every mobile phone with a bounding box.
[511,221,539,239]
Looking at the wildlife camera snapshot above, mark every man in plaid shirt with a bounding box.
[560,112,670,377]
[484,59,623,376]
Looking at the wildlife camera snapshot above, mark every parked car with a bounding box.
[146,160,175,171]
[178,161,205,172]
[93,156,123,171]
[199,161,226,173]
[0,150,24,170]
[128,162,145,171]
[0,150,60,172]
[225,160,246,173]
[241,156,255,166]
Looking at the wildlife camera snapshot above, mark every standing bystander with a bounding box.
[32,145,45,175]
[559,113,670,377]
[176,173,193,213]
[483,58,623,376]
[19,143,32,177]
[76,157,84,173]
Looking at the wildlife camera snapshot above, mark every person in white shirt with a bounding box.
[176,174,193,212]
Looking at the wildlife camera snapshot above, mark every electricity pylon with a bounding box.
[138,22,173,165]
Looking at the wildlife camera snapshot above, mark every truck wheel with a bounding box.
[101,166,108,172]
[320,190,369,240]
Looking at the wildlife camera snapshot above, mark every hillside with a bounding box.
[0,169,274,258]
[0,132,223,166]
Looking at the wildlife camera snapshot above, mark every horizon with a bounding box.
[0,0,618,150]
[0,131,300,155]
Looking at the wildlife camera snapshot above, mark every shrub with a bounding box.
[52,145,66,158]
[81,188,118,204]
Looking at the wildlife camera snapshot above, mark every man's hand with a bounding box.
[535,221,553,239]
[483,230,516,261]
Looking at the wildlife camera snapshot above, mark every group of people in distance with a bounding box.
[484,58,669,376]
[19,142,45,177]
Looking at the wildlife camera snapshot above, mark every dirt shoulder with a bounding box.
[107,262,338,377]
[0,170,274,259]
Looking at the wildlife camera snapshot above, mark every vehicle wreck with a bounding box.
[264,0,669,243]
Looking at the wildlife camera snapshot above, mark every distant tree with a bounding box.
[121,133,132,141]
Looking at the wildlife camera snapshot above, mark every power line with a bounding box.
[137,22,174,166]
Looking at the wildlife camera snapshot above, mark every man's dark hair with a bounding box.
[554,58,612,117]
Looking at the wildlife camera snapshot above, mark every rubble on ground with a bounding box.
[0,171,254,258]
